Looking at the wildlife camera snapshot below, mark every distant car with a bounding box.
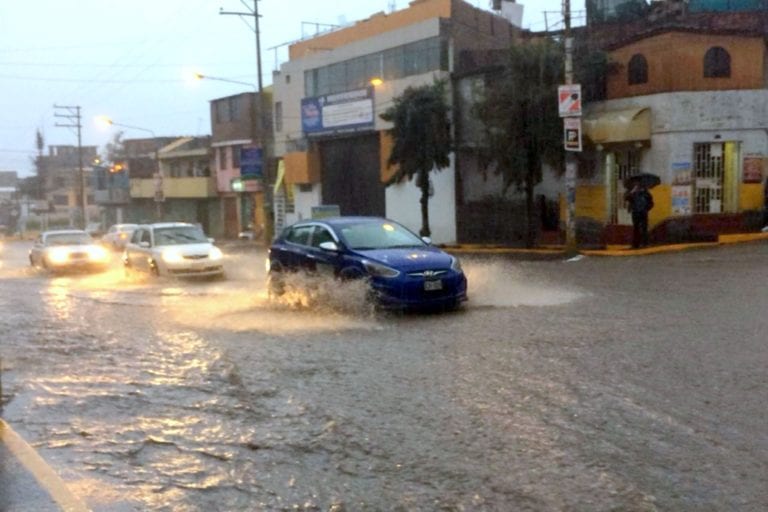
[267,216,468,310]
[29,229,111,272]
[123,222,225,278]
[102,223,139,250]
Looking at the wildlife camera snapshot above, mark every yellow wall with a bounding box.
[575,185,606,221]
[561,184,672,227]
[648,185,672,227]
[740,183,764,210]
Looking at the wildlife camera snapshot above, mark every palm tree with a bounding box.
[380,80,452,238]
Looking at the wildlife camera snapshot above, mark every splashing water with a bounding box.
[463,258,583,307]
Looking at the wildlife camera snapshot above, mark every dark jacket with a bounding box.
[625,188,654,215]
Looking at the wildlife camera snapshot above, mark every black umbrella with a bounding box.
[624,173,661,189]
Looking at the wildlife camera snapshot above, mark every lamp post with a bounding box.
[193,73,256,90]
[98,116,163,220]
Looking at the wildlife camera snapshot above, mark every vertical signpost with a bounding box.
[561,0,581,253]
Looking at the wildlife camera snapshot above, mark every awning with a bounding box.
[582,107,651,145]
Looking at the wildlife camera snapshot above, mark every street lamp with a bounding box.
[97,116,163,220]
[193,72,256,90]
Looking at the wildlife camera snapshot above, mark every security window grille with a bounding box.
[611,149,642,224]
[693,143,724,213]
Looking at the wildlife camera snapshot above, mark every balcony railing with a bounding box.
[130,176,217,199]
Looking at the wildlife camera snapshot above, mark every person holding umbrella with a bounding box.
[624,176,655,248]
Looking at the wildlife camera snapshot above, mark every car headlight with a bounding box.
[87,245,109,263]
[362,259,400,278]
[450,256,463,273]
[209,247,223,261]
[47,247,69,264]
[161,249,184,264]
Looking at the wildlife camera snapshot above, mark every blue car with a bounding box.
[267,217,468,310]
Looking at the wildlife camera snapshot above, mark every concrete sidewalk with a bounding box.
[442,232,768,258]
[0,419,89,512]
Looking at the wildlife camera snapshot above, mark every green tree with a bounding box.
[473,41,564,247]
[380,80,452,238]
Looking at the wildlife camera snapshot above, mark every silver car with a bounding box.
[123,222,225,278]
[29,229,111,273]
[101,223,139,250]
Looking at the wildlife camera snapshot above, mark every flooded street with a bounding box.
[1,239,767,511]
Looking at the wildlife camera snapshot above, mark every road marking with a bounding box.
[0,419,90,512]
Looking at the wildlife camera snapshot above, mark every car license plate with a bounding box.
[424,279,442,291]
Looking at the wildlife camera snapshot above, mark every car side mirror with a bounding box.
[319,241,339,252]
[139,241,150,248]
[421,236,432,245]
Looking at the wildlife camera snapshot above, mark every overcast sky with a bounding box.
[0,0,585,176]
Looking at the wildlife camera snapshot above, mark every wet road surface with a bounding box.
[1,239,767,511]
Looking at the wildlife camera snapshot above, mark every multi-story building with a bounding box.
[105,136,221,236]
[210,90,272,240]
[271,0,523,244]
[38,145,100,228]
[576,1,768,243]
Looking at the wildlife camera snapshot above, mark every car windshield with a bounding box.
[339,221,425,250]
[154,226,208,246]
[45,233,92,246]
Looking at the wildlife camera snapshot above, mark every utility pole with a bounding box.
[562,0,579,253]
[220,0,273,243]
[54,104,87,229]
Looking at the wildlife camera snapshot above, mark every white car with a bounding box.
[123,222,225,278]
[102,223,139,250]
[29,229,111,273]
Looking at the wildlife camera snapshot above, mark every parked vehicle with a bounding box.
[101,223,139,250]
[85,222,105,238]
[267,216,467,310]
[123,222,224,278]
[29,229,111,273]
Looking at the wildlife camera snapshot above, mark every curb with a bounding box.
[0,419,90,512]
[441,232,768,259]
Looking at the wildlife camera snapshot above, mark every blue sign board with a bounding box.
[301,87,375,136]
[240,146,263,179]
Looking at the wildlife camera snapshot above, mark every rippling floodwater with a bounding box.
[2,240,767,511]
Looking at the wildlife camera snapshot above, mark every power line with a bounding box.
[53,104,87,229]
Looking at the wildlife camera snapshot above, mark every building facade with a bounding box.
[271,0,521,244]
[576,5,768,243]
[210,91,272,240]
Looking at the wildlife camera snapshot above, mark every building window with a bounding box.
[274,101,283,132]
[627,54,648,85]
[232,145,242,168]
[703,47,731,78]
[214,96,241,123]
[53,194,68,206]
[304,36,446,97]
